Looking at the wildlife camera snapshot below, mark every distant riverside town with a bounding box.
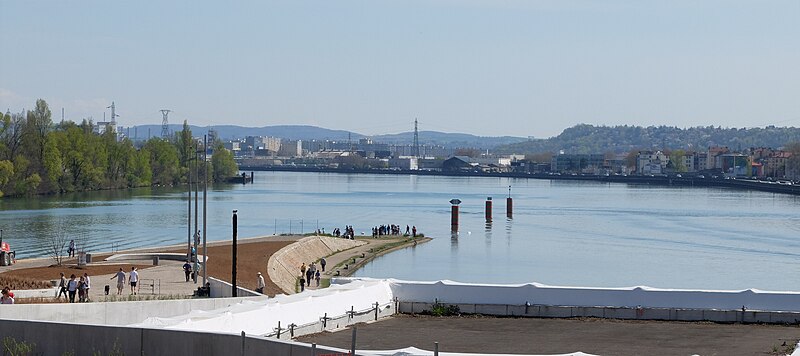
[223,131,796,182]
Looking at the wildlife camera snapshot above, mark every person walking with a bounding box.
[300,262,306,277]
[66,274,78,303]
[183,260,193,282]
[56,272,68,301]
[83,273,91,302]
[299,275,305,292]
[77,276,87,302]
[256,272,265,294]
[129,267,139,295]
[320,258,326,272]
[68,239,75,258]
[305,267,313,287]
[315,270,321,287]
[110,268,126,295]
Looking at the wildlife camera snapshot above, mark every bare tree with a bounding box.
[46,224,69,266]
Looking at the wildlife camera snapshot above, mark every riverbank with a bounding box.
[242,165,800,196]
[0,234,429,300]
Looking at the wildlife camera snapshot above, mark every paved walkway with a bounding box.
[7,234,428,299]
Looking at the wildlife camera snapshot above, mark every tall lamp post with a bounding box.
[202,135,208,286]
[232,209,238,297]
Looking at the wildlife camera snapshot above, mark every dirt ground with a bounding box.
[297,314,800,356]
[1,239,293,297]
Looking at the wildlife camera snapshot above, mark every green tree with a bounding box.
[669,149,687,173]
[211,145,238,181]
[144,138,180,185]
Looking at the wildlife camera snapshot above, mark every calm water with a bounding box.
[1,172,799,291]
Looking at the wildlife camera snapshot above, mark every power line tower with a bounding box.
[107,102,119,124]
[160,109,171,139]
[413,118,420,157]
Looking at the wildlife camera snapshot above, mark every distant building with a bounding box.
[551,154,605,173]
[636,151,667,175]
[93,121,117,136]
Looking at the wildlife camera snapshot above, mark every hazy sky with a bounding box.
[1,1,798,138]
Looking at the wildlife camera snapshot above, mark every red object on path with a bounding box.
[0,242,9,252]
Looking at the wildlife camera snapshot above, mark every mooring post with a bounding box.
[507,185,513,218]
[485,197,492,222]
[434,342,439,356]
[450,199,461,232]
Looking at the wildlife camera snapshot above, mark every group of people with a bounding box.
[332,226,355,239]
[298,258,325,292]
[372,224,416,237]
[56,272,92,303]
[109,266,139,295]
[1,287,14,304]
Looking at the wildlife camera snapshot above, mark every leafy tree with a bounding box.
[211,145,238,181]
[669,149,687,173]
[144,138,180,185]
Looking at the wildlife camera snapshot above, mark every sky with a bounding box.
[1,1,798,138]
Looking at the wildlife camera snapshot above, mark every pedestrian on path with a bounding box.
[183,260,192,282]
[320,258,326,272]
[256,272,265,294]
[305,267,313,287]
[299,275,305,292]
[315,270,321,287]
[56,272,68,300]
[110,268,126,295]
[83,273,91,302]
[129,267,139,295]
[67,274,78,303]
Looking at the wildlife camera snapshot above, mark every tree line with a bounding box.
[498,124,800,155]
[0,99,239,197]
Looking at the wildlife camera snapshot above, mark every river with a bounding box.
[1,171,798,291]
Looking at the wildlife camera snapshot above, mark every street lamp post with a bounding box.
[202,134,208,286]
[232,209,238,297]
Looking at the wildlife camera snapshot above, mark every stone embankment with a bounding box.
[267,235,365,293]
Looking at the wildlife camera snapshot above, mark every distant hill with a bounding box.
[495,124,800,154]
[122,124,363,141]
[121,124,526,149]
[374,131,526,149]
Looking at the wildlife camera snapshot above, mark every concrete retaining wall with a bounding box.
[268,235,364,293]
[0,319,346,356]
[398,302,800,324]
[387,279,800,312]
[208,276,261,297]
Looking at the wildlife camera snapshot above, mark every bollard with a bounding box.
[434,342,439,356]
[241,331,246,356]
[485,197,492,222]
[311,343,316,356]
[506,197,513,218]
[350,327,357,356]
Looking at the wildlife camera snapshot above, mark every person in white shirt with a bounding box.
[256,272,265,294]
[83,273,91,301]
[129,267,139,295]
